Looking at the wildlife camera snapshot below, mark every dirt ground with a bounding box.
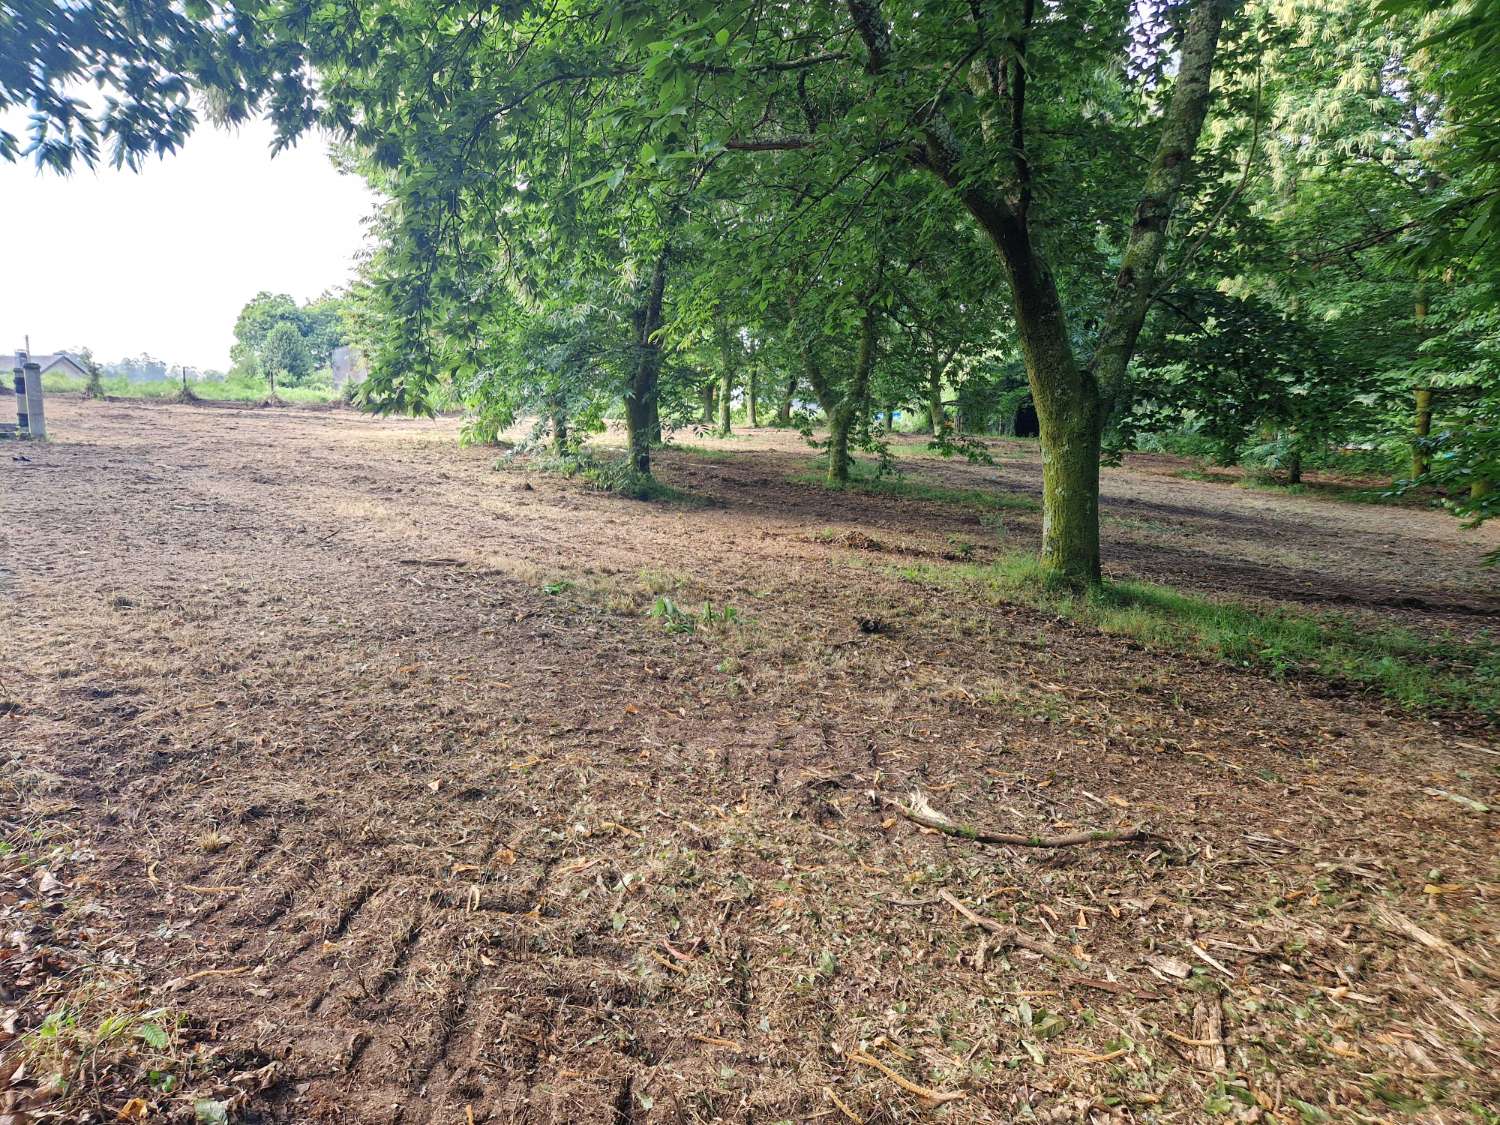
[2,398,1497,1124]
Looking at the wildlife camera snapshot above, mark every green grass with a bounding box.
[41,372,339,405]
[894,554,1500,718]
[1237,475,1398,505]
[661,442,740,461]
[793,464,1039,512]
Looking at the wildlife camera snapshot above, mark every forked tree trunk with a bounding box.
[848,0,1228,585]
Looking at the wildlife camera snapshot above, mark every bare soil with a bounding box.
[2,398,1497,1124]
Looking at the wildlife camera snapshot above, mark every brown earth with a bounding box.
[2,397,1497,1124]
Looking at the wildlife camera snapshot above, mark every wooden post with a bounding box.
[22,358,45,438]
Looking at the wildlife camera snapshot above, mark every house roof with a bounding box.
[5,352,86,374]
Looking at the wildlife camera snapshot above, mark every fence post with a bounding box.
[22,358,44,439]
[13,351,28,436]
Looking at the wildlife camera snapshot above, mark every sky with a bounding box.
[0,118,377,372]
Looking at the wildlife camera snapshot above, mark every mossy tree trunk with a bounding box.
[1411,289,1433,480]
[850,0,1228,585]
[827,302,879,485]
[717,317,737,436]
[627,252,668,475]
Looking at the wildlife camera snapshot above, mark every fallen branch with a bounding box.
[1422,787,1491,814]
[897,791,1146,848]
[845,1049,966,1104]
[938,889,1087,972]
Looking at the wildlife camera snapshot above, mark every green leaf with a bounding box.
[137,1022,170,1049]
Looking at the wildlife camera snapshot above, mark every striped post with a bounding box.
[22,359,44,439]
[13,352,28,436]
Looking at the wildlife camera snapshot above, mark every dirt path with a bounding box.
[3,399,1497,1124]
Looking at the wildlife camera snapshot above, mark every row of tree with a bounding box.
[4,0,1495,579]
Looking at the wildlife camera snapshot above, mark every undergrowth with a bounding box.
[793,464,1038,512]
[525,449,703,504]
[896,554,1500,718]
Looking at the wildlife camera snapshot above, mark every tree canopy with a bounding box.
[6,0,1496,575]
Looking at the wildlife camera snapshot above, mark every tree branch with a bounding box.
[725,135,813,150]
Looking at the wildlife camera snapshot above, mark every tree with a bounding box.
[230,290,349,383]
[261,321,310,397]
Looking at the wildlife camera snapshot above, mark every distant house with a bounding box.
[5,352,89,379]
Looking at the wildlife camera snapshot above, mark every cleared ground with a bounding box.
[2,398,1497,1123]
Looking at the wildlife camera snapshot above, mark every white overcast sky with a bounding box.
[0,116,376,371]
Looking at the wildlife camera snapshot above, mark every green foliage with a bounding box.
[532,449,697,504]
[261,321,311,383]
[647,596,739,635]
[231,290,350,384]
[1131,290,1379,465]
[899,555,1500,717]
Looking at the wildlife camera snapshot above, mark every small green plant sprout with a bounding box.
[541,579,573,595]
[700,602,737,625]
[648,596,697,634]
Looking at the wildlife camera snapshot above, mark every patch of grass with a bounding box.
[1238,476,1400,506]
[661,442,740,461]
[793,465,1038,512]
[895,554,1500,718]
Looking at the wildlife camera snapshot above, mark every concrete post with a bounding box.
[22,359,44,439]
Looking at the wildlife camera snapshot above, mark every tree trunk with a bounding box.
[928,365,944,436]
[1285,448,1302,485]
[1412,387,1434,479]
[1035,369,1104,585]
[776,374,795,425]
[828,303,879,485]
[853,0,1228,586]
[1411,288,1432,480]
[747,363,759,426]
[701,380,715,425]
[551,404,568,455]
[717,315,737,435]
[627,252,668,475]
